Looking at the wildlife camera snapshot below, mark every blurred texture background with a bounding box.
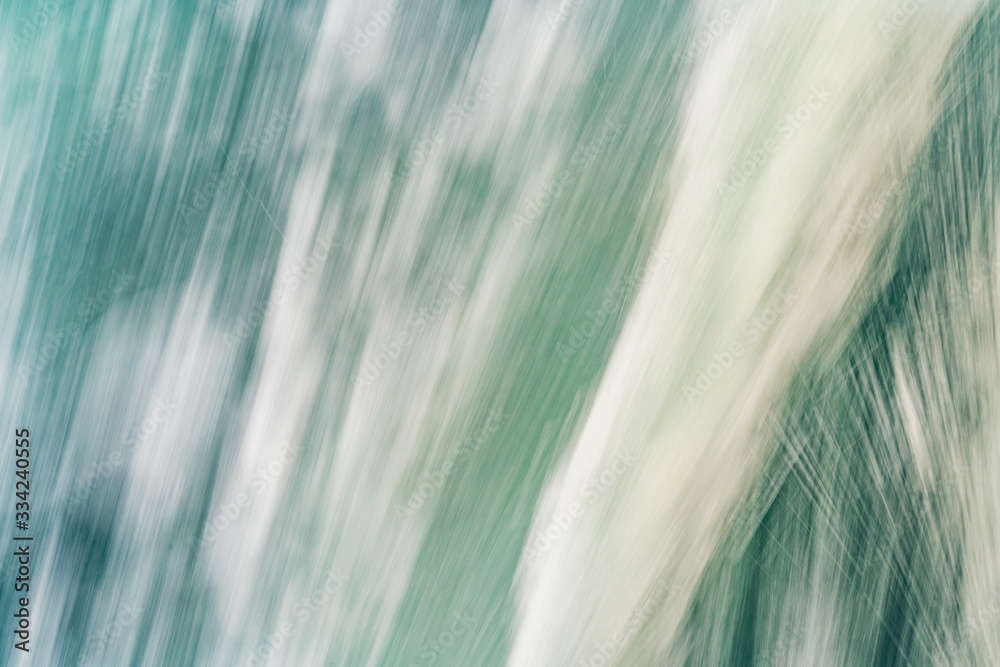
[2,0,1000,664]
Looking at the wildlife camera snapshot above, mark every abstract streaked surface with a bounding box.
[3,0,1000,664]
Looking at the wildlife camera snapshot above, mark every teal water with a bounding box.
[3,0,1000,665]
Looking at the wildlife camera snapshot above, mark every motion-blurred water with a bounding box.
[3,0,1000,665]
